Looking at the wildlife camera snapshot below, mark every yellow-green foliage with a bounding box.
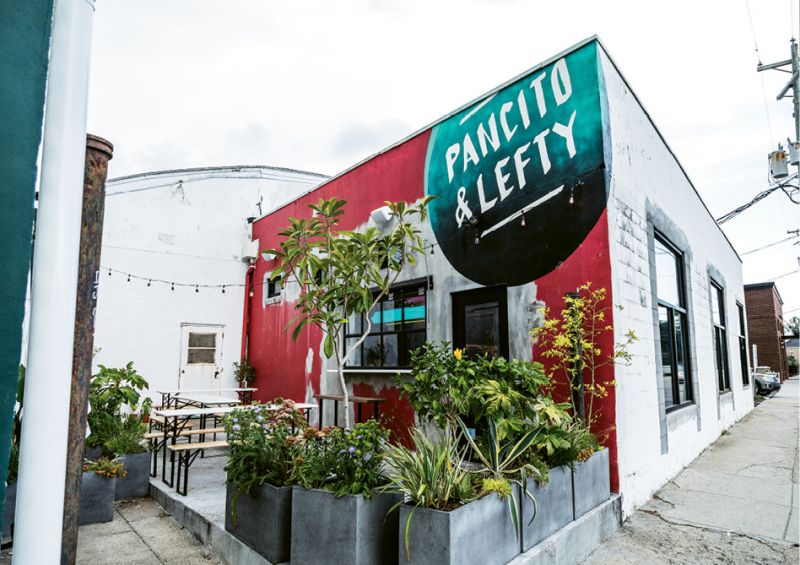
[481,477,512,499]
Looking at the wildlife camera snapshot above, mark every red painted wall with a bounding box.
[247,131,430,405]
[532,209,618,492]
[245,121,617,491]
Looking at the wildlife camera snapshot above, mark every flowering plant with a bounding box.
[83,457,126,479]
[291,419,390,497]
[224,398,308,496]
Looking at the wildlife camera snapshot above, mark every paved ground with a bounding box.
[1,498,223,565]
[584,378,800,564]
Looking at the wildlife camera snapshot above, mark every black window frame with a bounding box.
[737,301,749,386]
[711,280,731,392]
[654,232,693,410]
[343,280,427,369]
[266,275,283,299]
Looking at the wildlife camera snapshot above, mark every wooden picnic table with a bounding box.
[172,392,242,408]
[156,387,258,408]
[313,394,386,429]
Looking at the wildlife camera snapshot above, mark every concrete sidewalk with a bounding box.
[585,377,800,564]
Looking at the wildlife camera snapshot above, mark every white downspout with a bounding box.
[13,0,96,563]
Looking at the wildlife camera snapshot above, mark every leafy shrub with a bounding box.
[291,419,390,497]
[224,399,308,495]
[105,419,147,456]
[86,362,151,450]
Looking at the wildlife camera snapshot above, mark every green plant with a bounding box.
[397,342,549,440]
[383,428,474,560]
[531,283,636,428]
[83,458,126,479]
[224,399,308,525]
[291,420,390,497]
[86,362,151,449]
[458,417,543,532]
[267,196,432,428]
[105,419,147,456]
[788,354,799,377]
[233,359,256,385]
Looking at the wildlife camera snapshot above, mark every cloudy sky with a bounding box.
[87,0,800,317]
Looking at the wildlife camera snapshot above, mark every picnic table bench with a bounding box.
[168,440,229,495]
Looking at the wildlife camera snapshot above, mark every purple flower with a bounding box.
[256,415,264,422]
[232,424,241,431]
[347,446,356,454]
[362,452,372,462]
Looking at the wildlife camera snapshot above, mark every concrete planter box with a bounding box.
[290,487,402,565]
[572,448,610,519]
[3,482,16,541]
[115,452,151,500]
[84,444,103,462]
[79,472,116,525]
[398,493,519,565]
[520,465,574,551]
[225,482,292,564]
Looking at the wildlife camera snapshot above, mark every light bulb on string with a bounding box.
[108,268,112,276]
[221,285,226,294]
[195,285,199,293]
[147,279,151,287]
[474,235,480,245]
[569,187,574,205]
[171,282,175,291]
[127,274,131,282]
[520,214,526,228]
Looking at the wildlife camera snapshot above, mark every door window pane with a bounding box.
[464,301,500,357]
[403,294,426,331]
[382,298,403,332]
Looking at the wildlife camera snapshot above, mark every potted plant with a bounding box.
[232,358,256,388]
[384,428,521,565]
[289,420,402,565]
[85,362,151,461]
[80,458,125,525]
[107,419,150,500]
[224,399,307,564]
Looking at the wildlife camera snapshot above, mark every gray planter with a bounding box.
[520,466,574,551]
[398,493,519,565]
[290,487,402,565]
[572,448,610,519]
[79,472,116,525]
[115,452,151,500]
[3,482,16,541]
[84,444,103,462]
[225,482,292,564]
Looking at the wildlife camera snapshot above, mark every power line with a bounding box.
[741,232,800,255]
[765,268,800,281]
[716,174,799,224]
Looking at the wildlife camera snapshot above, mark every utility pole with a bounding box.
[758,38,800,160]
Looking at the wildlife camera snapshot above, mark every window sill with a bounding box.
[665,401,695,415]
[263,295,282,306]
[719,389,733,396]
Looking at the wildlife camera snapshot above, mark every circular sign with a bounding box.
[425,44,608,286]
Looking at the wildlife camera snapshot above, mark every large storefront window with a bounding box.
[344,282,427,369]
[711,280,730,391]
[654,233,693,408]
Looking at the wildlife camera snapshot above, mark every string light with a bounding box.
[520,214,526,227]
[108,268,112,276]
[127,274,131,282]
[195,285,199,293]
[569,187,575,205]
[221,286,226,294]
[171,282,175,291]
[147,279,151,287]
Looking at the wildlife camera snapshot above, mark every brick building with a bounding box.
[744,282,788,381]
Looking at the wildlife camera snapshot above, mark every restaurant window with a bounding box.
[267,275,282,299]
[711,280,730,391]
[653,233,692,408]
[344,282,427,368]
[187,332,216,364]
[737,302,749,386]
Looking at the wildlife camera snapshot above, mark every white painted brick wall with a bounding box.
[599,50,752,516]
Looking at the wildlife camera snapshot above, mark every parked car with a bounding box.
[753,368,781,396]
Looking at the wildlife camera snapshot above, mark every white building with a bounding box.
[93,165,325,400]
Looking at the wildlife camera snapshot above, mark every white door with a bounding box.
[179,324,224,390]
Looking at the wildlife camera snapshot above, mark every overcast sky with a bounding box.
[87,0,800,318]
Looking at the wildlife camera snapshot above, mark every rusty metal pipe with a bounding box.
[60,134,112,565]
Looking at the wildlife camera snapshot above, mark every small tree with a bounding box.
[268,196,431,428]
[531,283,636,429]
